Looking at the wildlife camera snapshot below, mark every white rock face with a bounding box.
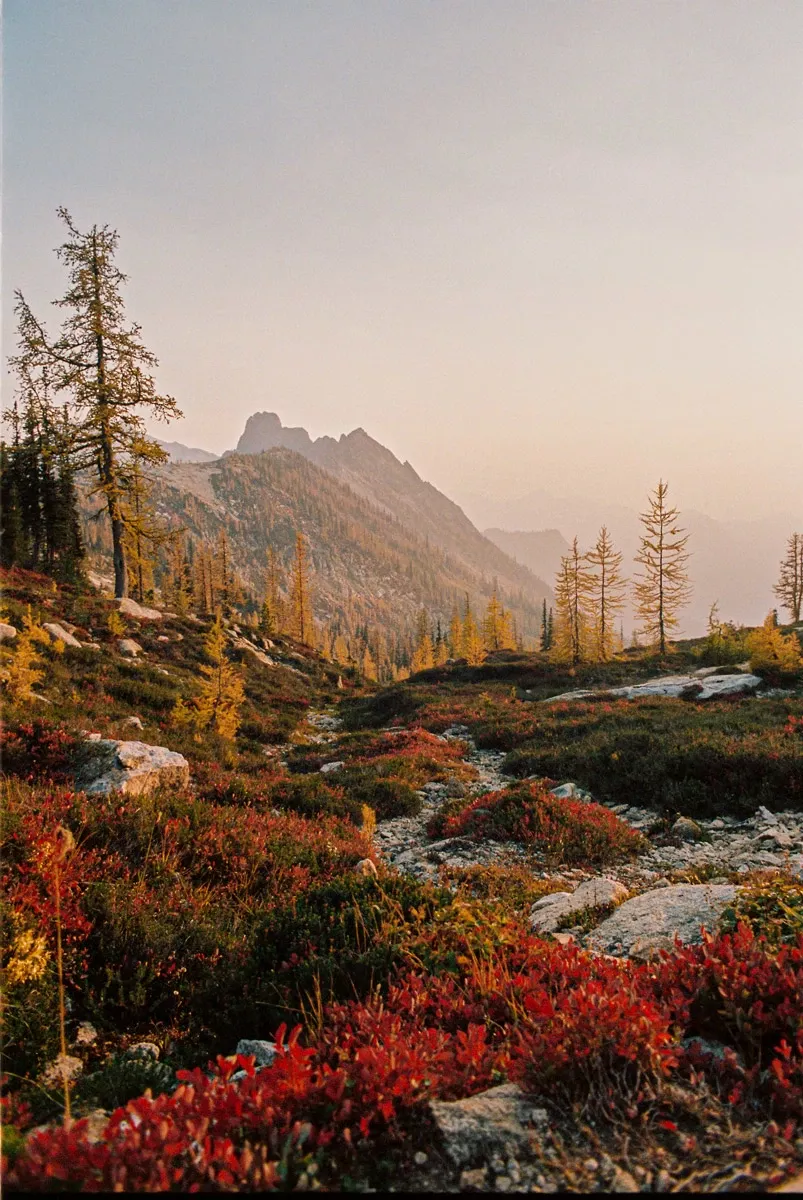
[529,877,629,934]
[539,673,763,704]
[77,739,190,798]
[235,1039,277,1067]
[320,760,345,774]
[118,597,163,621]
[586,883,737,958]
[43,622,82,648]
[429,1083,549,1167]
[118,638,143,657]
[0,622,18,642]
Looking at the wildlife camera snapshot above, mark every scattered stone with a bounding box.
[41,1054,83,1087]
[0,622,18,642]
[43,622,82,648]
[586,883,737,958]
[756,805,778,824]
[76,739,190,798]
[118,597,163,621]
[755,827,794,850]
[235,1039,277,1067]
[73,1022,98,1047]
[672,816,706,843]
[125,1042,160,1061]
[356,858,379,878]
[118,638,143,657]
[320,760,345,774]
[429,1083,549,1167]
[460,1166,488,1190]
[120,715,144,730]
[549,781,594,802]
[529,876,629,934]
[81,642,102,651]
[157,635,170,642]
[413,1151,428,1166]
[611,1166,640,1192]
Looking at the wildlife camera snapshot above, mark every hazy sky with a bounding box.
[4,1,802,522]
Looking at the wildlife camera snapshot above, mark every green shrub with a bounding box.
[719,873,803,946]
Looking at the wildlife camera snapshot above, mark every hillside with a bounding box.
[153,447,552,643]
[483,527,570,586]
[234,412,551,603]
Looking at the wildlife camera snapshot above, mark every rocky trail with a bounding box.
[304,709,803,960]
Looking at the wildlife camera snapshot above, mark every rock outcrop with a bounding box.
[529,876,629,934]
[539,673,763,704]
[429,1083,549,1167]
[43,622,82,648]
[585,883,737,958]
[118,598,163,621]
[76,739,190,798]
[0,622,18,642]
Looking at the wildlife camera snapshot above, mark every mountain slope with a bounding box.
[158,440,220,464]
[154,448,551,642]
[234,413,550,602]
[484,528,570,588]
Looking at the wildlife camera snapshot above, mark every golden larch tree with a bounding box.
[585,526,627,662]
[290,531,312,644]
[774,533,803,623]
[173,613,245,740]
[633,481,692,655]
[551,538,592,665]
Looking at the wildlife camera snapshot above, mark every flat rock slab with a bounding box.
[539,673,762,704]
[529,876,629,934]
[429,1083,549,1167]
[0,622,18,642]
[586,883,737,958]
[118,598,163,621]
[43,622,82,648]
[76,739,190,798]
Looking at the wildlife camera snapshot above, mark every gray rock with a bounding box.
[429,1083,549,1167]
[550,781,594,802]
[118,638,143,657]
[754,826,793,850]
[125,1042,160,1061]
[43,622,82,648]
[0,622,18,642]
[76,739,190,798]
[672,816,705,843]
[529,877,629,934]
[118,597,163,621]
[586,883,737,958]
[541,673,762,704]
[320,760,344,774]
[755,805,778,824]
[120,715,144,730]
[235,1038,277,1067]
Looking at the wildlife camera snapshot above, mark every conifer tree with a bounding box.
[290,531,312,644]
[539,599,549,652]
[120,437,169,603]
[547,606,554,650]
[362,645,378,681]
[411,608,435,673]
[164,532,193,614]
[174,614,245,739]
[552,539,592,664]
[3,609,50,702]
[12,210,181,597]
[482,587,515,652]
[774,533,803,622]
[461,595,484,665]
[261,545,284,636]
[633,481,692,654]
[585,526,627,662]
[448,605,463,659]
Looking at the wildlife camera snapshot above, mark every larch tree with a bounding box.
[552,538,592,665]
[290,531,312,644]
[448,605,463,659]
[585,526,627,662]
[774,534,803,623]
[261,545,284,636]
[411,608,435,673]
[633,481,692,655]
[174,614,245,740]
[11,209,181,598]
[461,595,484,665]
[120,436,170,603]
[482,587,515,652]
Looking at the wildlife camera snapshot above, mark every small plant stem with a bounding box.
[54,862,72,1124]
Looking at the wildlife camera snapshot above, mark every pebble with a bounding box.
[413,1151,428,1166]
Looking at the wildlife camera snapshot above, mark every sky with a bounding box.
[3,0,802,523]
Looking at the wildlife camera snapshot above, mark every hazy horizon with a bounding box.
[4,1,802,524]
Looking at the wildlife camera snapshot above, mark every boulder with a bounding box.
[529,877,629,934]
[0,622,18,642]
[671,816,705,843]
[118,638,143,657]
[550,781,594,802]
[586,883,737,958]
[429,1083,549,1167]
[124,1042,160,1062]
[356,858,378,878]
[43,622,82,649]
[320,760,344,774]
[76,739,190,798]
[235,1039,277,1067]
[118,597,163,621]
[120,715,144,731]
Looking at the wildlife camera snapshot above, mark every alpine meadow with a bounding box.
[2,4,803,1194]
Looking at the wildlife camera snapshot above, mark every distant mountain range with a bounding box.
[153,415,553,643]
[157,440,219,464]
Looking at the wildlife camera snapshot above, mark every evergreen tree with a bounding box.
[633,481,692,654]
[546,607,554,650]
[174,614,245,740]
[120,437,169,602]
[12,209,181,597]
[482,586,515,652]
[585,526,627,662]
[411,607,435,673]
[774,533,803,623]
[261,545,284,636]
[461,595,484,665]
[164,532,193,614]
[448,605,463,659]
[539,599,549,652]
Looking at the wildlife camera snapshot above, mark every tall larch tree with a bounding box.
[411,608,435,673]
[461,595,484,665]
[482,587,515,652]
[12,209,181,598]
[774,533,803,622]
[585,526,627,662]
[261,545,284,636]
[552,538,592,665]
[633,481,692,654]
[120,436,170,603]
[290,531,312,644]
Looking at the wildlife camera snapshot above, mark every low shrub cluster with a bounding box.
[8,925,803,1191]
[719,873,803,947]
[428,780,646,865]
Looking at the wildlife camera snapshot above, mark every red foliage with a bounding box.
[1,721,82,785]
